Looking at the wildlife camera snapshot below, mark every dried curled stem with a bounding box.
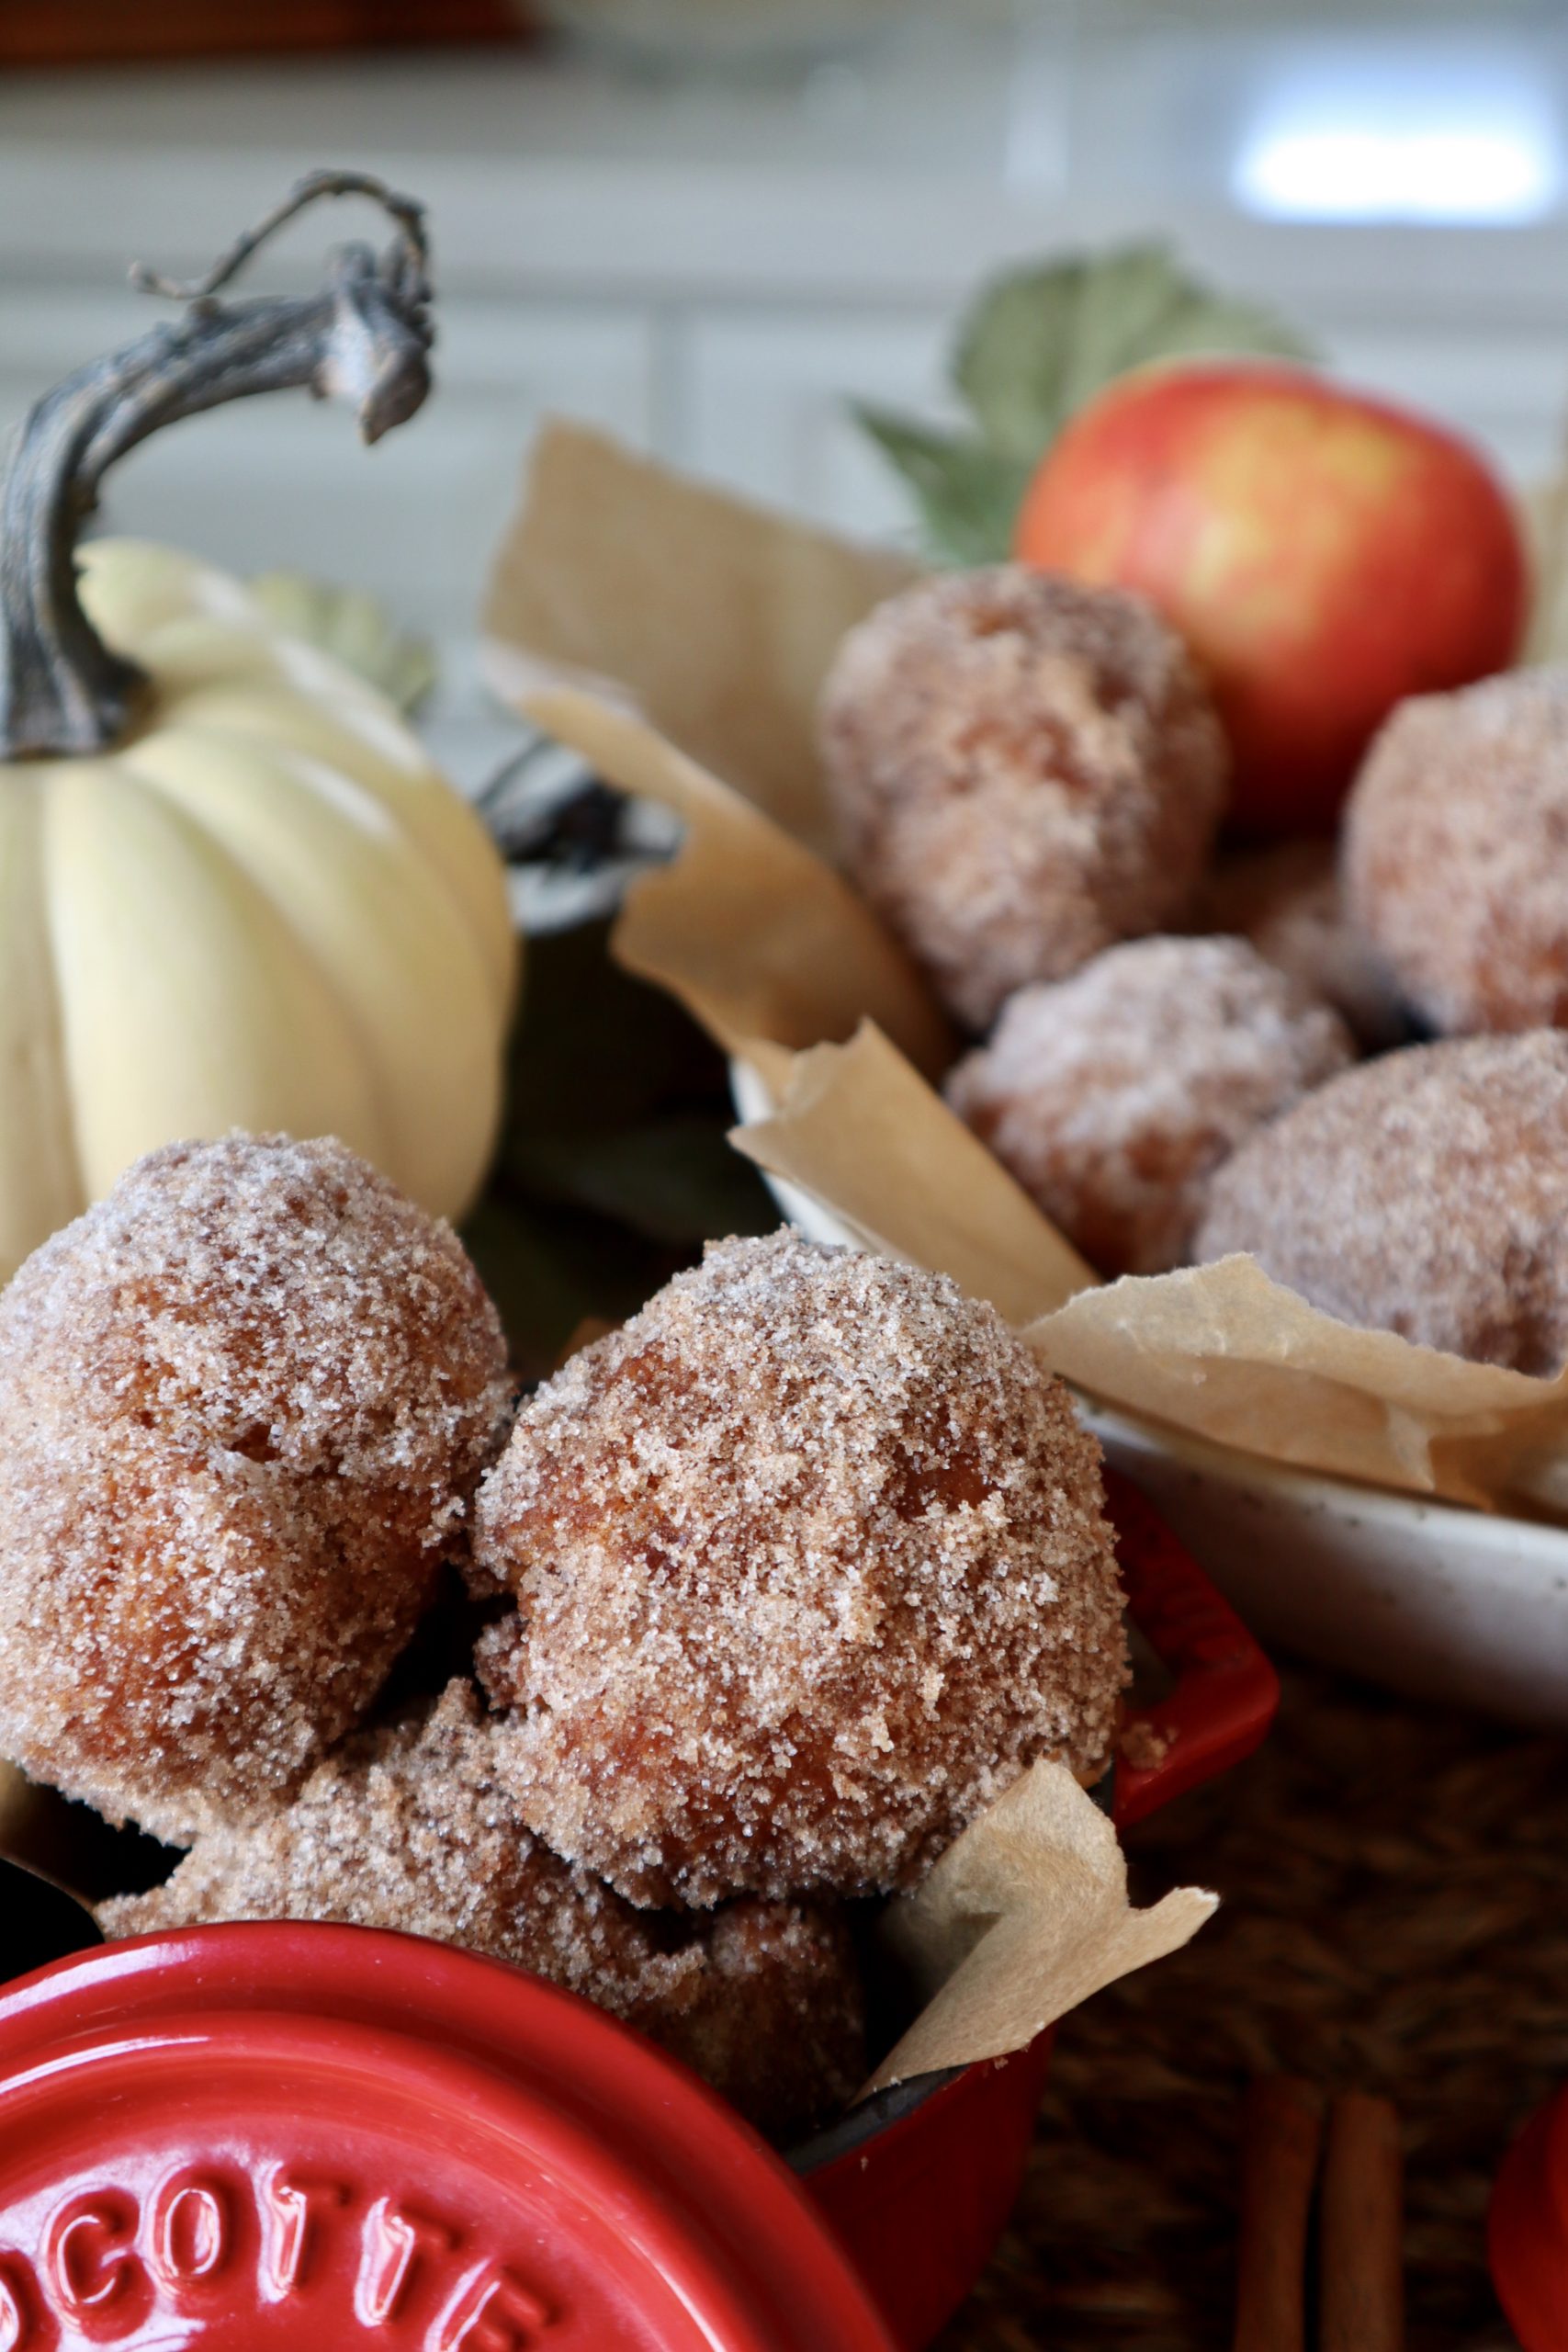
[128,168,428,304]
[0,170,433,760]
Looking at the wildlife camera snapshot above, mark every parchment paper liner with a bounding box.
[870,1766,1215,2093]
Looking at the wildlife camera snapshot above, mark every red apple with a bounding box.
[1013,360,1528,836]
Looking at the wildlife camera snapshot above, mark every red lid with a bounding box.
[1489,2086,1568,2352]
[0,1920,896,2352]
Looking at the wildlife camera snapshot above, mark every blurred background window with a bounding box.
[1232,37,1562,225]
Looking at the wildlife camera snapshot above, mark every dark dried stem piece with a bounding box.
[128,168,428,304]
[0,170,432,760]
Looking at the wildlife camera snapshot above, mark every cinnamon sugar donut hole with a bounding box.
[472,1231,1127,1908]
[662,1897,865,2142]
[1344,668,1568,1035]
[819,566,1229,1033]
[101,1680,864,2143]
[947,937,1354,1277]
[0,1136,511,1842]
[1195,1031,1568,1373]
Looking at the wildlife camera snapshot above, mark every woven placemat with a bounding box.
[938,1663,1568,2352]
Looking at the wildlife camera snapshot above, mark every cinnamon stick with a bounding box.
[1320,2090,1404,2352]
[1233,2075,1324,2352]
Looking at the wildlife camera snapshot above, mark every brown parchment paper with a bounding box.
[736,1022,1096,1327]
[514,682,952,1079]
[867,1761,1217,2092]
[733,1024,1568,1519]
[1523,466,1568,664]
[484,421,918,860]
[484,423,1568,1525]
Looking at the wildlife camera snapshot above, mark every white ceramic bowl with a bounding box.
[730,1060,1568,1728]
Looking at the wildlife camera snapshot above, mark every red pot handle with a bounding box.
[1102,1466,1279,1830]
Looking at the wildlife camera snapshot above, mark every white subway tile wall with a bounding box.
[1,12,1564,634]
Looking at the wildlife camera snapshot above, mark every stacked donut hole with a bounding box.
[822,565,1568,1371]
[1,1138,1130,2143]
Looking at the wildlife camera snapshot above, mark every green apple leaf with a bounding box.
[955,243,1316,464]
[857,242,1315,566]
[855,407,1034,566]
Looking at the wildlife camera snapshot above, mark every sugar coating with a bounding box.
[947,936,1354,1277]
[1192,840,1407,1050]
[1345,667,1568,1035]
[1196,1032,1568,1374]
[472,1231,1127,1907]
[99,1680,864,2143]
[818,566,1229,1033]
[649,1896,867,2145]
[0,1136,512,1843]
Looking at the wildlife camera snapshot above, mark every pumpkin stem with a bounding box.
[0,169,432,759]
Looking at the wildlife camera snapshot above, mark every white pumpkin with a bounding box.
[0,538,516,1282]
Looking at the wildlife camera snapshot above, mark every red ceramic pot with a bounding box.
[0,1472,1275,2351]
[0,1919,895,2352]
[1491,2087,1568,2351]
